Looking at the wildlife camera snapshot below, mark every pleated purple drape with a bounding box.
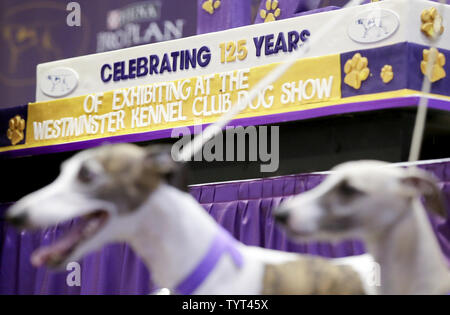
[1,160,449,294]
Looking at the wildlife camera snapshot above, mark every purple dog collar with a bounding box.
[174,228,244,295]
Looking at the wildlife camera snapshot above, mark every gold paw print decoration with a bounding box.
[344,53,370,90]
[380,65,394,84]
[202,0,221,15]
[421,7,444,39]
[260,0,281,23]
[7,115,26,146]
[421,48,446,83]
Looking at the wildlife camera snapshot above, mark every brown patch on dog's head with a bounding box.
[144,144,188,193]
[400,168,448,219]
[78,143,186,214]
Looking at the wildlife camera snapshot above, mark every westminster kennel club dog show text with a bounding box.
[25,29,343,150]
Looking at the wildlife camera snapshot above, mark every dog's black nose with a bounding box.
[274,211,290,225]
[5,212,28,228]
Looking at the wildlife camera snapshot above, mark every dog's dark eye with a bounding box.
[337,180,362,198]
[78,164,96,184]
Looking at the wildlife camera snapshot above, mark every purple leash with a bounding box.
[175,228,244,295]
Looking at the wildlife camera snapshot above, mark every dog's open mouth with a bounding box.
[31,210,109,268]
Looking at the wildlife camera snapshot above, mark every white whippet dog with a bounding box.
[274,160,450,295]
[6,144,375,295]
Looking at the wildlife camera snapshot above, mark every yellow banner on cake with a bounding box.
[24,54,341,148]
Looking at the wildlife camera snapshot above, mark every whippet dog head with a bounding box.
[274,161,447,241]
[6,143,185,270]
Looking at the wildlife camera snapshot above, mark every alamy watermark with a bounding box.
[366,261,381,288]
[66,262,81,287]
[171,124,280,173]
[66,2,81,27]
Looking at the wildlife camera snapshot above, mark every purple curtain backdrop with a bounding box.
[1,160,449,295]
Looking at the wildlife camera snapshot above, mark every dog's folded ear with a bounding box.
[401,168,447,219]
[145,145,177,174]
[144,144,189,192]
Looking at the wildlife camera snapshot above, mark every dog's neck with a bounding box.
[125,183,225,291]
[366,200,450,295]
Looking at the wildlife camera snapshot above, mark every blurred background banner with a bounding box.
[4,0,448,109]
[0,0,359,110]
[0,0,197,109]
